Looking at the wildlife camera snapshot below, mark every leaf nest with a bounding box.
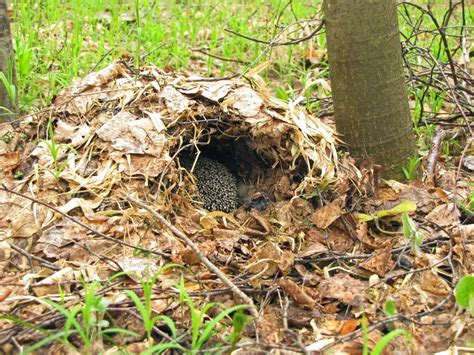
[31,62,343,215]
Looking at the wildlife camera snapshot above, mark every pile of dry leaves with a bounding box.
[0,62,472,353]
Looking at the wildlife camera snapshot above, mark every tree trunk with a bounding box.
[0,0,17,122]
[324,0,416,180]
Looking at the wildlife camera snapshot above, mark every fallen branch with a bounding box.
[125,194,260,320]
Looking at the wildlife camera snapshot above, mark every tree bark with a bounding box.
[0,0,17,122]
[324,0,416,180]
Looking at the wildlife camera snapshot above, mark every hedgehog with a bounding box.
[181,156,238,213]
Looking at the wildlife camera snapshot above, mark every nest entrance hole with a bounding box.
[175,131,311,210]
[177,136,271,201]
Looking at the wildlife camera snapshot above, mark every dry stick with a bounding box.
[224,19,324,46]
[10,244,60,271]
[0,313,65,346]
[190,48,248,64]
[0,184,170,260]
[186,74,240,83]
[401,1,459,87]
[426,128,446,176]
[125,195,260,320]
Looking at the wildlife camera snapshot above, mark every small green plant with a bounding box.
[402,154,422,180]
[441,138,462,158]
[454,275,474,317]
[14,36,35,108]
[383,299,397,317]
[275,86,289,100]
[459,190,474,225]
[134,0,142,70]
[11,281,139,354]
[361,314,412,355]
[40,120,76,179]
[176,275,250,353]
[14,170,24,180]
[467,191,474,213]
[357,200,417,236]
[227,309,250,353]
[134,272,250,354]
[0,62,16,104]
[125,264,184,349]
[382,299,398,332]
[401,213,424,256]
[1,132,14,143]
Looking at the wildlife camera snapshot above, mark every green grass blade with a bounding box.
[64,305,87,345]
[196,304,249,350]
[99,328,141,337]
[37,298,86,342]
[371,328,412,355]
[125,290,148,324]
[156,315,178,338]
[0,314,49,334]
[141,342,185,355]
[22,331,68,354]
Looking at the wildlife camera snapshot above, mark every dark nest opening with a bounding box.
[176,135,270,203]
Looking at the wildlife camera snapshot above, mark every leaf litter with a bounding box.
[0,61,472,353]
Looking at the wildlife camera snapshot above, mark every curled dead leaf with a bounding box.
[278,278,320,309]
[319,273,366,305]
[312,196,345,229]
[360,246,394,277]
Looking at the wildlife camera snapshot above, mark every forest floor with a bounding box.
[0,1,473,354]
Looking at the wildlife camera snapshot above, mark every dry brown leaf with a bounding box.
[319,273,366,305]
[0,151,19,176]
[160,85,190,113]
[248,243,294,278]
[311,196,344,229]
[360,246,394,277]
[257,306,283,344]
[179,247,201,265]
[55,120,92,147]
[174,216,202,235]
[194,80,233,102]
[229,87,264,117]
[33,267,77,296]
[127,341,151,354]
[458,224,474,241]
[339,319,361,336]
[0,240,12,273]
[117,257,161,281]
[96,111,167,157]
[278,278,319,309]
[325,227,354,253]
[426,203,460,227]
[419,270,450,297]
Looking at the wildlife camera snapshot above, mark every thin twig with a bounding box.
[190,48,248,64]
[125,194,260,320]
[10,245,61,271]
[224,19,324,47]
[0,184,170,261]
